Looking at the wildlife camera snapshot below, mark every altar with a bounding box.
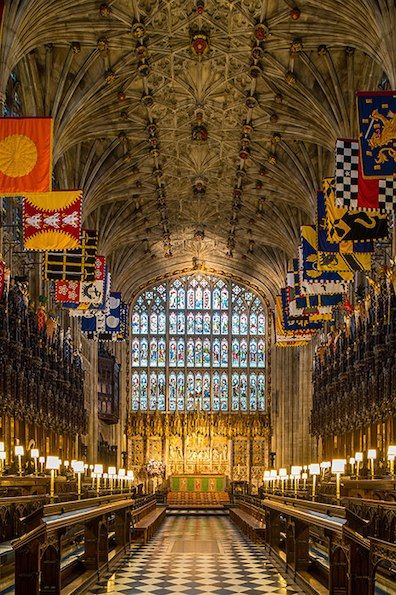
[169,474,227,493]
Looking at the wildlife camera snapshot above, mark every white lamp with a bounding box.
[118,468,126,492]
[31,448,39,476]
[367,449,376,479]
[320,460,331,480]
[46,456,60,502]
[291,466,302,496]
[94,464,103,494]
[355,451,363,478]
[309,463,320,500]
[263,470,270,493]
[15,445,24,476]
[108,466,116,492]
[387,445,396,478]
[0,451,6,474]
[331,459,346,501]
[72,460,85,499]
[279,468,287,494]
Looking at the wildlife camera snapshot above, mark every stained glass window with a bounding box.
[130,274,267,412]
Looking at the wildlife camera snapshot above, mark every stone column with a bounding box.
[271,342,317,468]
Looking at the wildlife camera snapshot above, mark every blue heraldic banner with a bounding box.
[287,259,343,314]
[81,291,128,341]
[357,91,396,179]
[281,289,323,331]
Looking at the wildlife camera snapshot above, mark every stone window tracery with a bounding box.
[131,275,266,412]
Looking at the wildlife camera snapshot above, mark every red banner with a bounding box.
[23,190,82,250]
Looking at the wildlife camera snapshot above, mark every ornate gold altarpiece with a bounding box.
[127,411,270,488]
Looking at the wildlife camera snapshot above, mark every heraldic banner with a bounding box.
[23,190,82,250]
[0,117,53,193]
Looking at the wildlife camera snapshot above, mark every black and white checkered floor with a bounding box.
[88,514,306,594]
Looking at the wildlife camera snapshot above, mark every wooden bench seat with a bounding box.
[133,505,167,544]
[230,506,265,543]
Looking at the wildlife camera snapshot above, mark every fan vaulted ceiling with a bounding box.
[1,0,394,300]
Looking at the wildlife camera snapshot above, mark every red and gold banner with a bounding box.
[23,190,82,250]
[0,117,53,194]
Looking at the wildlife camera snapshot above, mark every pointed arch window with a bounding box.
[130,274,267,412]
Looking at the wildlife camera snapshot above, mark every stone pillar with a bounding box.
[271,342,317,468]
[82,339,99,463]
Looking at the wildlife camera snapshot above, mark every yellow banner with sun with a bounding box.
[0,117,53,194]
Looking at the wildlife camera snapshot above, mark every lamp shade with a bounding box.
[279,468,287,478]
[46,456,60,470]
[39,456,45,464]
[367,449,377,460]
[387,445,396,457]
[0,442,5,452]
[118,468,126,477]
[127,470,134,479]
[263,470,270,480]
[31,449,39,459]
[331,459,346,474]
[291,465,302,477]
[94,464,103,475]
[63,460,69,467]
[309,463,320,475]
[270,469,277,479]
[349,457,355,465]
[0,452,6,461]
[108,466,116,476]
[15,445,24,456]
[355,451,363,462]
[320,461,331,469]
[73,461,84,473]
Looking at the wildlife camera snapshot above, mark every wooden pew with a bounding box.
[132,500,167,544]
[229,500,265,542]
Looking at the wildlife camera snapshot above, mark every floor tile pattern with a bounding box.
[88,514,305,594]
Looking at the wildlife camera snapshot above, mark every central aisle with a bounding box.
[89,514,305,594]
